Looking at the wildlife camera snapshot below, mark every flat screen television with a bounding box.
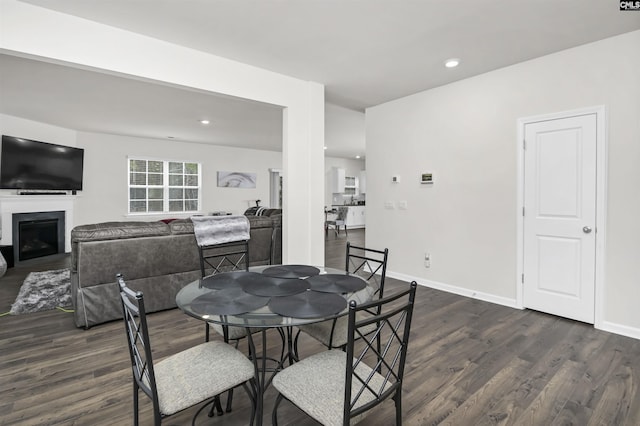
[0,135,84,191]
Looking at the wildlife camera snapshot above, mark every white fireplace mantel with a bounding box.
[0,195,74,253]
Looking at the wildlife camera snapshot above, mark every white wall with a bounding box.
[0,0,325,265]
[0,113,282,232]
[366,30,640,337]
[324,103,366,206]
[0,114,77,149]
[325,103,366,157]
[75,132,281,225]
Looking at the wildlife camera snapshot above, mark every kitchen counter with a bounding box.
[330,205,365,228]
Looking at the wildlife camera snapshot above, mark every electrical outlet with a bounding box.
[424,253,431,268]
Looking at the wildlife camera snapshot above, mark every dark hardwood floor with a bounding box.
[1,228,639,425]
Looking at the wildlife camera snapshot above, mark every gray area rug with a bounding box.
[10,268,71,315]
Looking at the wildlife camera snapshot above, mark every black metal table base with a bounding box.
[244,327,297,426]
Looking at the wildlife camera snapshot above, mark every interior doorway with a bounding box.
[516,106,606,325]
[269,168,283,209]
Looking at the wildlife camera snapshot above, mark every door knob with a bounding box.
[583,226,592,234]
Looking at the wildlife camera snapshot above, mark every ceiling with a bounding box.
[0,54,285,151]
[2,0,639,157]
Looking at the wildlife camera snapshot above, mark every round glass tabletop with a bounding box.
[305,274,367,294]
[268,290,347,319]
[176,265,374,328]
[201,271,264,290]
[261,264,321,279]
[191,288,270,316]
[242,276,310,297]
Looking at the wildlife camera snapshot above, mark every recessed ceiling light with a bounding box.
[199,119,210,125]
[324,146,327,150]
[444,58,460,68]
[355,155,361,159]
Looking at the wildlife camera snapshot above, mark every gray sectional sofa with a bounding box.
[70,212,282,328]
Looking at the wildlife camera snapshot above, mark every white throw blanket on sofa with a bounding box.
[191,215,250,246]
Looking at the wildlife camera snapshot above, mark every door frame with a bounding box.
[516,105,607,328]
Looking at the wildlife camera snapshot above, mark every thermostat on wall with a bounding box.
[392,175,401,183]
[421,173,433,184]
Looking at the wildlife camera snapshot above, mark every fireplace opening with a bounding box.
[12,211,65,262]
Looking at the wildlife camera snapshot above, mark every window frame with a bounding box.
[127,156,202,215]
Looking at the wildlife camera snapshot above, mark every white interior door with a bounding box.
[523,113,597,323]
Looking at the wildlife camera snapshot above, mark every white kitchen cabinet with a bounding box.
[344,176,358,196]
[331,167,361,195]
[346,205,366,228]
[331,167,346,193]
[359,170,366,194]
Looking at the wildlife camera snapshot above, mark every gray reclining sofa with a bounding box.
[70,212,281,328]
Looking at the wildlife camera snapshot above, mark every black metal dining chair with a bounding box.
[272,281,418,425]
[294,243,389,355]
[117,274,257,426]
[191,215,253,343]
[198,239,251,342]
[198,240,250,279]
[191,215,256,414]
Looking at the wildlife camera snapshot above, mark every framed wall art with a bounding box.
[217,171,257,188]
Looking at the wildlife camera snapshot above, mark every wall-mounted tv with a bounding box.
[0,135,84,191]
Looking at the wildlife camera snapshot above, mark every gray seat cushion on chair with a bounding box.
[152,341,254,416]
[272,350,389,426]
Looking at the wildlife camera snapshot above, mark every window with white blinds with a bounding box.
[128,158,201,214]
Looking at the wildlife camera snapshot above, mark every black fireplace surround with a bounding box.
[12,211,65,263]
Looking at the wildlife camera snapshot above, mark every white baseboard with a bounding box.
[597,321,640,340]
[387,270,640,341]
[386,270,520,309]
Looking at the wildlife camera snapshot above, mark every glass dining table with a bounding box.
[175,264,374,425]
